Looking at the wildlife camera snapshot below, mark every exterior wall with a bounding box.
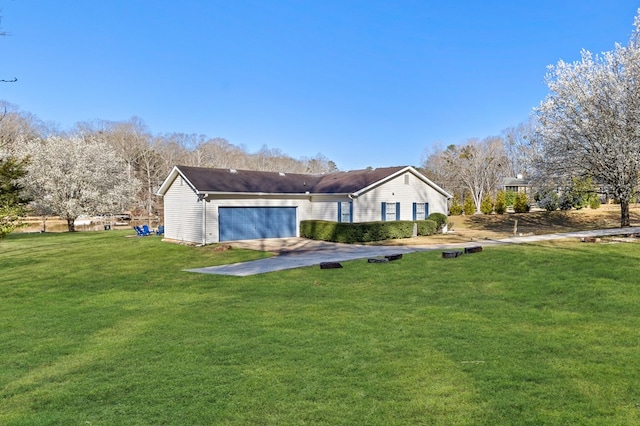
[162,169,450,244]
[307,195,351,222]
[163,188,346,244]
[163,176,203,244]
[353,170,448,222]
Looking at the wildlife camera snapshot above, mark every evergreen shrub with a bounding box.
[449,195,463,215]
[426,212,447,230]
[505,190,517,207]
[300,220,415,243]
[535,187,559,211]
[495,190,507,214]
[513,192,530,213]
[416,220,438,236]
[480,194,494,214]
[463,196,475,215]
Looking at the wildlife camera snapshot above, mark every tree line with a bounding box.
[0,103,337,234]
[421,118,541,214]
[423,9,640,227]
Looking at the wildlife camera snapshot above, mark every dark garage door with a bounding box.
[219,207,297,242]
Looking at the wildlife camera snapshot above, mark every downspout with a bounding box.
[199,194,208,246]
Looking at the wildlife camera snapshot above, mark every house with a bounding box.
[503,174,531,194]
[156,165,452,245]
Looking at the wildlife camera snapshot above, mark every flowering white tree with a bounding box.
[22,136,139,231]
[537,10,640,226]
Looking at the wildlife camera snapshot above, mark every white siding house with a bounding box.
[157,165,451,245]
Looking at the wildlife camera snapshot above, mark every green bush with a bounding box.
[416,219,437,236]
[505,190,517,207]
[426,212,447,230]
[534,187,559,211]
[449,194,463,215]
[480,194,494,214]
[463,195,475,215]
[300,220,415,243]
[495,190,507,214]
[559,177,600,210]
[513,192,530,213]
[558,192,576,210]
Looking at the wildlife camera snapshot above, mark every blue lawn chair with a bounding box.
[142,225,153,236]
[156,225,165,236]
[133,226,145,236]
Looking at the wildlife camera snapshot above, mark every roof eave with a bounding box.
[349,166,411,197]
[200,191,317,197]
[157,166,200,196]
[349,166,452,199]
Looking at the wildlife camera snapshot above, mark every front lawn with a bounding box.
[2,231,639,424]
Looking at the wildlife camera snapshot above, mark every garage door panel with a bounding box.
[219,207,297,241]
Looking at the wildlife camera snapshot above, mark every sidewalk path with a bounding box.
[186,227,640,276]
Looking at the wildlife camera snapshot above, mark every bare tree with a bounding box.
[152,134,190,171]
[0,102,42,153]
[537,10,640,226]
[0,17,17,83]
[502,117,543,178]
[421,143,465,198]
[192,137,242,168]
[423,138,508,213]
[303,153,338,174]
[134,147,165,217]
[76,117,151,180]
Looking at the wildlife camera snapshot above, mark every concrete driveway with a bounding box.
[186,227,640,276]
[186,238,418,277]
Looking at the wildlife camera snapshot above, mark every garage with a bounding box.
[218,207,297,242]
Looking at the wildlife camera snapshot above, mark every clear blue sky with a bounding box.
[1,1,638,170]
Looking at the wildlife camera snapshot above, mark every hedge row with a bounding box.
[300,219,438,243]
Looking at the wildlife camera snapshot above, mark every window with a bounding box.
[386,202,396,221]
[404,174,410,185]
[382,202,400,221]
[413,202,429,220]
[506,186,518,192]
[337,201,352,223]
[414,203,424,220]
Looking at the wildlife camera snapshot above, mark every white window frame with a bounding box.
[385,202,397,221]
[340,201,352,223]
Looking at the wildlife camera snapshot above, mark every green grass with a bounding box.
[2,231,640,425]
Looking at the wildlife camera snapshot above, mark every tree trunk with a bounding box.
[67,217,76,232]
[620,199,631,227]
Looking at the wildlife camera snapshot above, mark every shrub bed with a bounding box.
[416,219,438,236]
[427,213,447,230]
[301,219,438,243]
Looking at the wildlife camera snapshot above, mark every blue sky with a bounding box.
[1,1,638,170]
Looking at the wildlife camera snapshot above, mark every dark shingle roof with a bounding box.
[312,167,405,193]
[175,165,406,195]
